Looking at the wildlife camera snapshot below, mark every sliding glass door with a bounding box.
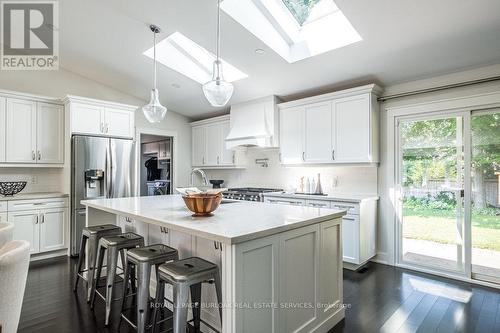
[470,110,500,283]
[397,109,500,283]
[398,115,465,273]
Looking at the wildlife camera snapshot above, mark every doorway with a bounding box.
[396,109,500,284]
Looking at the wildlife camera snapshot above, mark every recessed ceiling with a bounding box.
[58,0,500,119]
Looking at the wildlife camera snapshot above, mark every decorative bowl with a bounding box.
[182,193,223,217]
[0,181,27,196]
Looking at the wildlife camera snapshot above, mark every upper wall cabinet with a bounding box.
[0,96,64,165]
[64,95,136,139]
[191,115,241,168]
[278,84,381,165]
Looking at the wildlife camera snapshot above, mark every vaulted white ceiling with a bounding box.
[59,0,500,118]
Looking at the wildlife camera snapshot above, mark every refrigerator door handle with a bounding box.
[106,142,112,198]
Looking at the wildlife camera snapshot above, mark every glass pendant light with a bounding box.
[202,0,234,107]
[143,24,167,123]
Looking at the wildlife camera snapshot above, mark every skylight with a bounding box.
[143,32,248,84]
[221,0,361,63]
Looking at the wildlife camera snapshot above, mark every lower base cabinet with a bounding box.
[9,207,67,254]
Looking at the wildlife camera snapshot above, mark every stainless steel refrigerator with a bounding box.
[70,136,135,256]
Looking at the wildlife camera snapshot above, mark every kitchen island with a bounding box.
[82,195,346,333]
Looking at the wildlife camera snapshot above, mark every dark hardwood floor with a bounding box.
[18,257,500,333]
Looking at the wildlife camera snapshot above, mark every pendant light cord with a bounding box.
[153,29,157,90]
[215,0,221,79]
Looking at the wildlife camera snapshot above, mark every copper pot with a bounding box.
[182,193,223,216]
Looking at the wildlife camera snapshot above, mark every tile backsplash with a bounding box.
[204,149,377,195]
[0,168,64,193]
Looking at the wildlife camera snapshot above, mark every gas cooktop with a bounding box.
[223,187,283,202]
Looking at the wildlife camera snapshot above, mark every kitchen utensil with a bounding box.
[0,181,27,196]
[209,180,224,189]
[182,193,223,216]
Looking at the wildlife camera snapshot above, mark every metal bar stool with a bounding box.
[90,232,144,326]
[152,257,222,333]
[119,244,179,333]
[73,224,122,302]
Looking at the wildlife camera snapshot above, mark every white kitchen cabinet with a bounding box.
[304,102,333,163]
[340,215,358,264]
[191,115,241,168]
[104,107,134,138]
[0,97,5,162]
[37,102,64,164]
[5,98,37,163]
[279,106,304,164]
[205,123,222,166]
[278,84,381,164]
[7,196,68,256]
[192,126,206,166]
[70,102,104,135]
[66,96,136,139]
[168,229,193,259]
[333,94,372,163]
[0,213,7,223]
[147,224,168,246]
[9,210,40,254]
[39,208,66,252]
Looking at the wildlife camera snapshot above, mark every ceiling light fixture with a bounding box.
[142,24,167,123]
[202,0,234,107]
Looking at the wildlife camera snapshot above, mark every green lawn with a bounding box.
[403,207,500,251]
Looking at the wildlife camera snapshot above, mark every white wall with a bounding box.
[0,67,193,193]
[204,149,378,195]
[376,63,500,265]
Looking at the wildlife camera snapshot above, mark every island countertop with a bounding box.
[82,195,346,244]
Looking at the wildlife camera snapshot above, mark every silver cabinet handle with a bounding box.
[232,153,235,165]
[217,155,220,164]
[202,156,205,165]
[32,151,36,160]
[35,215,39,224]
[309,203,327,207]
[332,149,335,160]
[106,123,110,133]
[41,213,45,224]
[302,151,305,162]
[100,122,104,133]
[37,150,41,160]
[278,152,282,163]
[214,241,219,250]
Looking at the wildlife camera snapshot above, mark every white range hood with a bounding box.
[225,96,279,149]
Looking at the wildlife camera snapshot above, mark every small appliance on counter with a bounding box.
[209,180,224,189]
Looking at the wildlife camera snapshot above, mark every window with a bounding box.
[143,32,248,84]
[221,0,361,63]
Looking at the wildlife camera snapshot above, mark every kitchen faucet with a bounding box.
[190,168,209,186]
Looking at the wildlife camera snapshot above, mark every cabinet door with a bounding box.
[304,102,333,163]
[0,97,5,162]
[0,213,7,223]
[333,94,370,162]
[71,103,104,135]
[104,107,134,138]
[39,208,66,252]
[279,106,304,164]
[192,126,206,166]
[220,121,235,165]
[341,216,359,264]
[9,210,40,253]
[37,103,64,164]
[5,98,37,163]
[168,229,193,259]
[205,123,222,166]
[148,224,167,246]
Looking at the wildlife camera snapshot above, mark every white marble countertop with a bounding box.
[0,192,69,201]
[262,192,379,202]
[82,195,346,244]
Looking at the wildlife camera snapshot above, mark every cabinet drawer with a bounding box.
[265,198,305,206]
[331,202,359,215]
[8,197,68,212]
[0,201,7,212]
[305,199,331,208]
